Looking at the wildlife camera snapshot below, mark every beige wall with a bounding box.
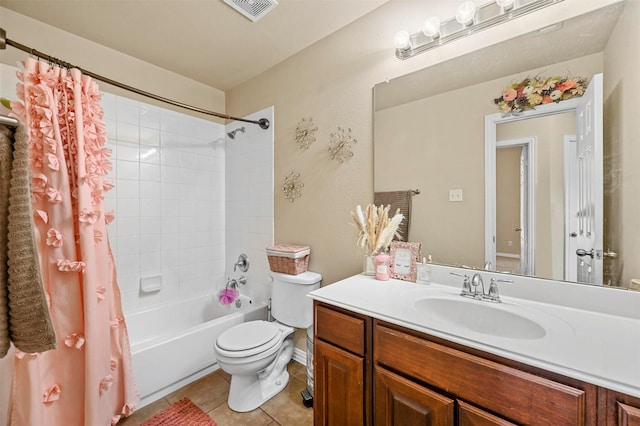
[226,0,616,287]
[603,0,640,287]
[496,147,521,256]
[0,7,225,120]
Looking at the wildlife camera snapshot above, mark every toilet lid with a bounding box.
[217,321,280,352]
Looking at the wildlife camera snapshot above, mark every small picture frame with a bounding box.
[389,241,422,282]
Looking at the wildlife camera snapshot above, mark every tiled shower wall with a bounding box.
[102,99,274,314]
[1,63,274,315]
[102,94,228,313]
[225,107,275,305]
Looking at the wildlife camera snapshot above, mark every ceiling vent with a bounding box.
[223,0,278,22]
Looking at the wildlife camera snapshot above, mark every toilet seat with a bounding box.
[216,321,283,358]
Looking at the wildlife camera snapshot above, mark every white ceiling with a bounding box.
[0,0,388,91]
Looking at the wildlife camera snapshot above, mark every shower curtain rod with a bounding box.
[0,114,19,128]
[0,28,270,130]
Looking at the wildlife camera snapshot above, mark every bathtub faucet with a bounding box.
[226,276,247,289]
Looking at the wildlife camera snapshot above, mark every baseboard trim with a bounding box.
[497,252,521,259]
[292,347,307,366]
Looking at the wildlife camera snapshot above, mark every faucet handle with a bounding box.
[486,278,501,302]
[234,253,250,272]
[451,272,473,297]
[238,275,247,285]
[485,278,512,303]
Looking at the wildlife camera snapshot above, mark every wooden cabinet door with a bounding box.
[458,400,517,426]
[616,402,640,426]
[314,339,364,426]
[603,390,640,426]
[617,402,640,426]
[374,366,454,425]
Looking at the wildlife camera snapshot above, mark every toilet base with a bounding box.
[228,368,290,412]
[226,338,295,412]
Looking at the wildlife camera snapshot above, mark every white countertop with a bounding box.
[309,269,640,397]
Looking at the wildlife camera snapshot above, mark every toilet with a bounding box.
[214,270,322,412]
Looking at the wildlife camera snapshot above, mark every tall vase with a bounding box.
[363,254,376,275]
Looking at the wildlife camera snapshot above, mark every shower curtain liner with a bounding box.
[6,58,139,425]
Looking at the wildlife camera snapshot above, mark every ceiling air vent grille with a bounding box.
[223,0,279,22]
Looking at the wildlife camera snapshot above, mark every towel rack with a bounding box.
[0,114,19,128]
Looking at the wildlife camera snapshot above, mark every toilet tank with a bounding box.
[271,271,322,328]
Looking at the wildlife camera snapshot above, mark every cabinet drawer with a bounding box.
[375,323,586,425]
[316,304,365,355]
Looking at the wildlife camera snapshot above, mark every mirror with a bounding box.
[374,2,638,288]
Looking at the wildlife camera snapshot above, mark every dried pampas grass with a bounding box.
[351,204,404,255]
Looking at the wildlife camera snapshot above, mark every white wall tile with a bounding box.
[140,127,160,146]
[117,122,139,144]
[116,160,139,180]
[100,93,270,315]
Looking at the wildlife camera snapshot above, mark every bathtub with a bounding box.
[126,293,267,407]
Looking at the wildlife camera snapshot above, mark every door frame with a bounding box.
[485,97,581,272]
[563,134,578,282]
[495,138,536,276]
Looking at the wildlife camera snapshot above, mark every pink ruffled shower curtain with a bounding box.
[9,58,138,425]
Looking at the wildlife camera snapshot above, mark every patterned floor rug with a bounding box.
[140,398,218,426]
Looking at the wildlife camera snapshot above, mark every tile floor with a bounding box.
[118,361,313,426]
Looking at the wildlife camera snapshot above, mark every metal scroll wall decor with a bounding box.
[295,117,318,149]
[282,170,304,202]
[328,126,357,163]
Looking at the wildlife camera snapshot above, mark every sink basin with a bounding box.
[413,297,546,340]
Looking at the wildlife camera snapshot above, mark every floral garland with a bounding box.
[494,76,587,113]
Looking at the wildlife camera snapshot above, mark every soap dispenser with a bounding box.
[417,255,432,285]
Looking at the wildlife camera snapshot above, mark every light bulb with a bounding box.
[456,1,477,26]
[393,30,411,50]
[496,0,515,11]
[422,16,441,39]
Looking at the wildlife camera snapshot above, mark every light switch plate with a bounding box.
[449,189,463,202]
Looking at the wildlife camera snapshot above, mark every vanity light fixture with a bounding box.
[496,0,516,11]
[455,1,477,26]
[422,16,441,39]
[393,30,411,51]
[394,0,565,60]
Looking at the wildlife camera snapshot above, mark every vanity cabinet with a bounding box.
[314,301,640,425]
[375,321,595,425]
[314,303,372,425]
[602,390,640,425]
[313,301,640,426]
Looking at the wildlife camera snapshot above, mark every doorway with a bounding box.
[495,138,535,276]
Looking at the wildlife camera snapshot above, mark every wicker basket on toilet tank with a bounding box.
[266,244,310,275]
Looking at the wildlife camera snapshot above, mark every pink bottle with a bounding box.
[375,252,390,281]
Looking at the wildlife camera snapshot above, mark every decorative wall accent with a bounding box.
[328,126,357,163]
[295,117,318,149]
[494,76,587,114]
[282,171,304,202]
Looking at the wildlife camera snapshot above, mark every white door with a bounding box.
[563,135,578,282]
[573,73,603,284]
[519,145,530,275]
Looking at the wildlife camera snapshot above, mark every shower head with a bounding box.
[227,126,246,140]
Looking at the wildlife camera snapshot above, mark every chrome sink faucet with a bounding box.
[471,273,485,299]
[450,272,512,303]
